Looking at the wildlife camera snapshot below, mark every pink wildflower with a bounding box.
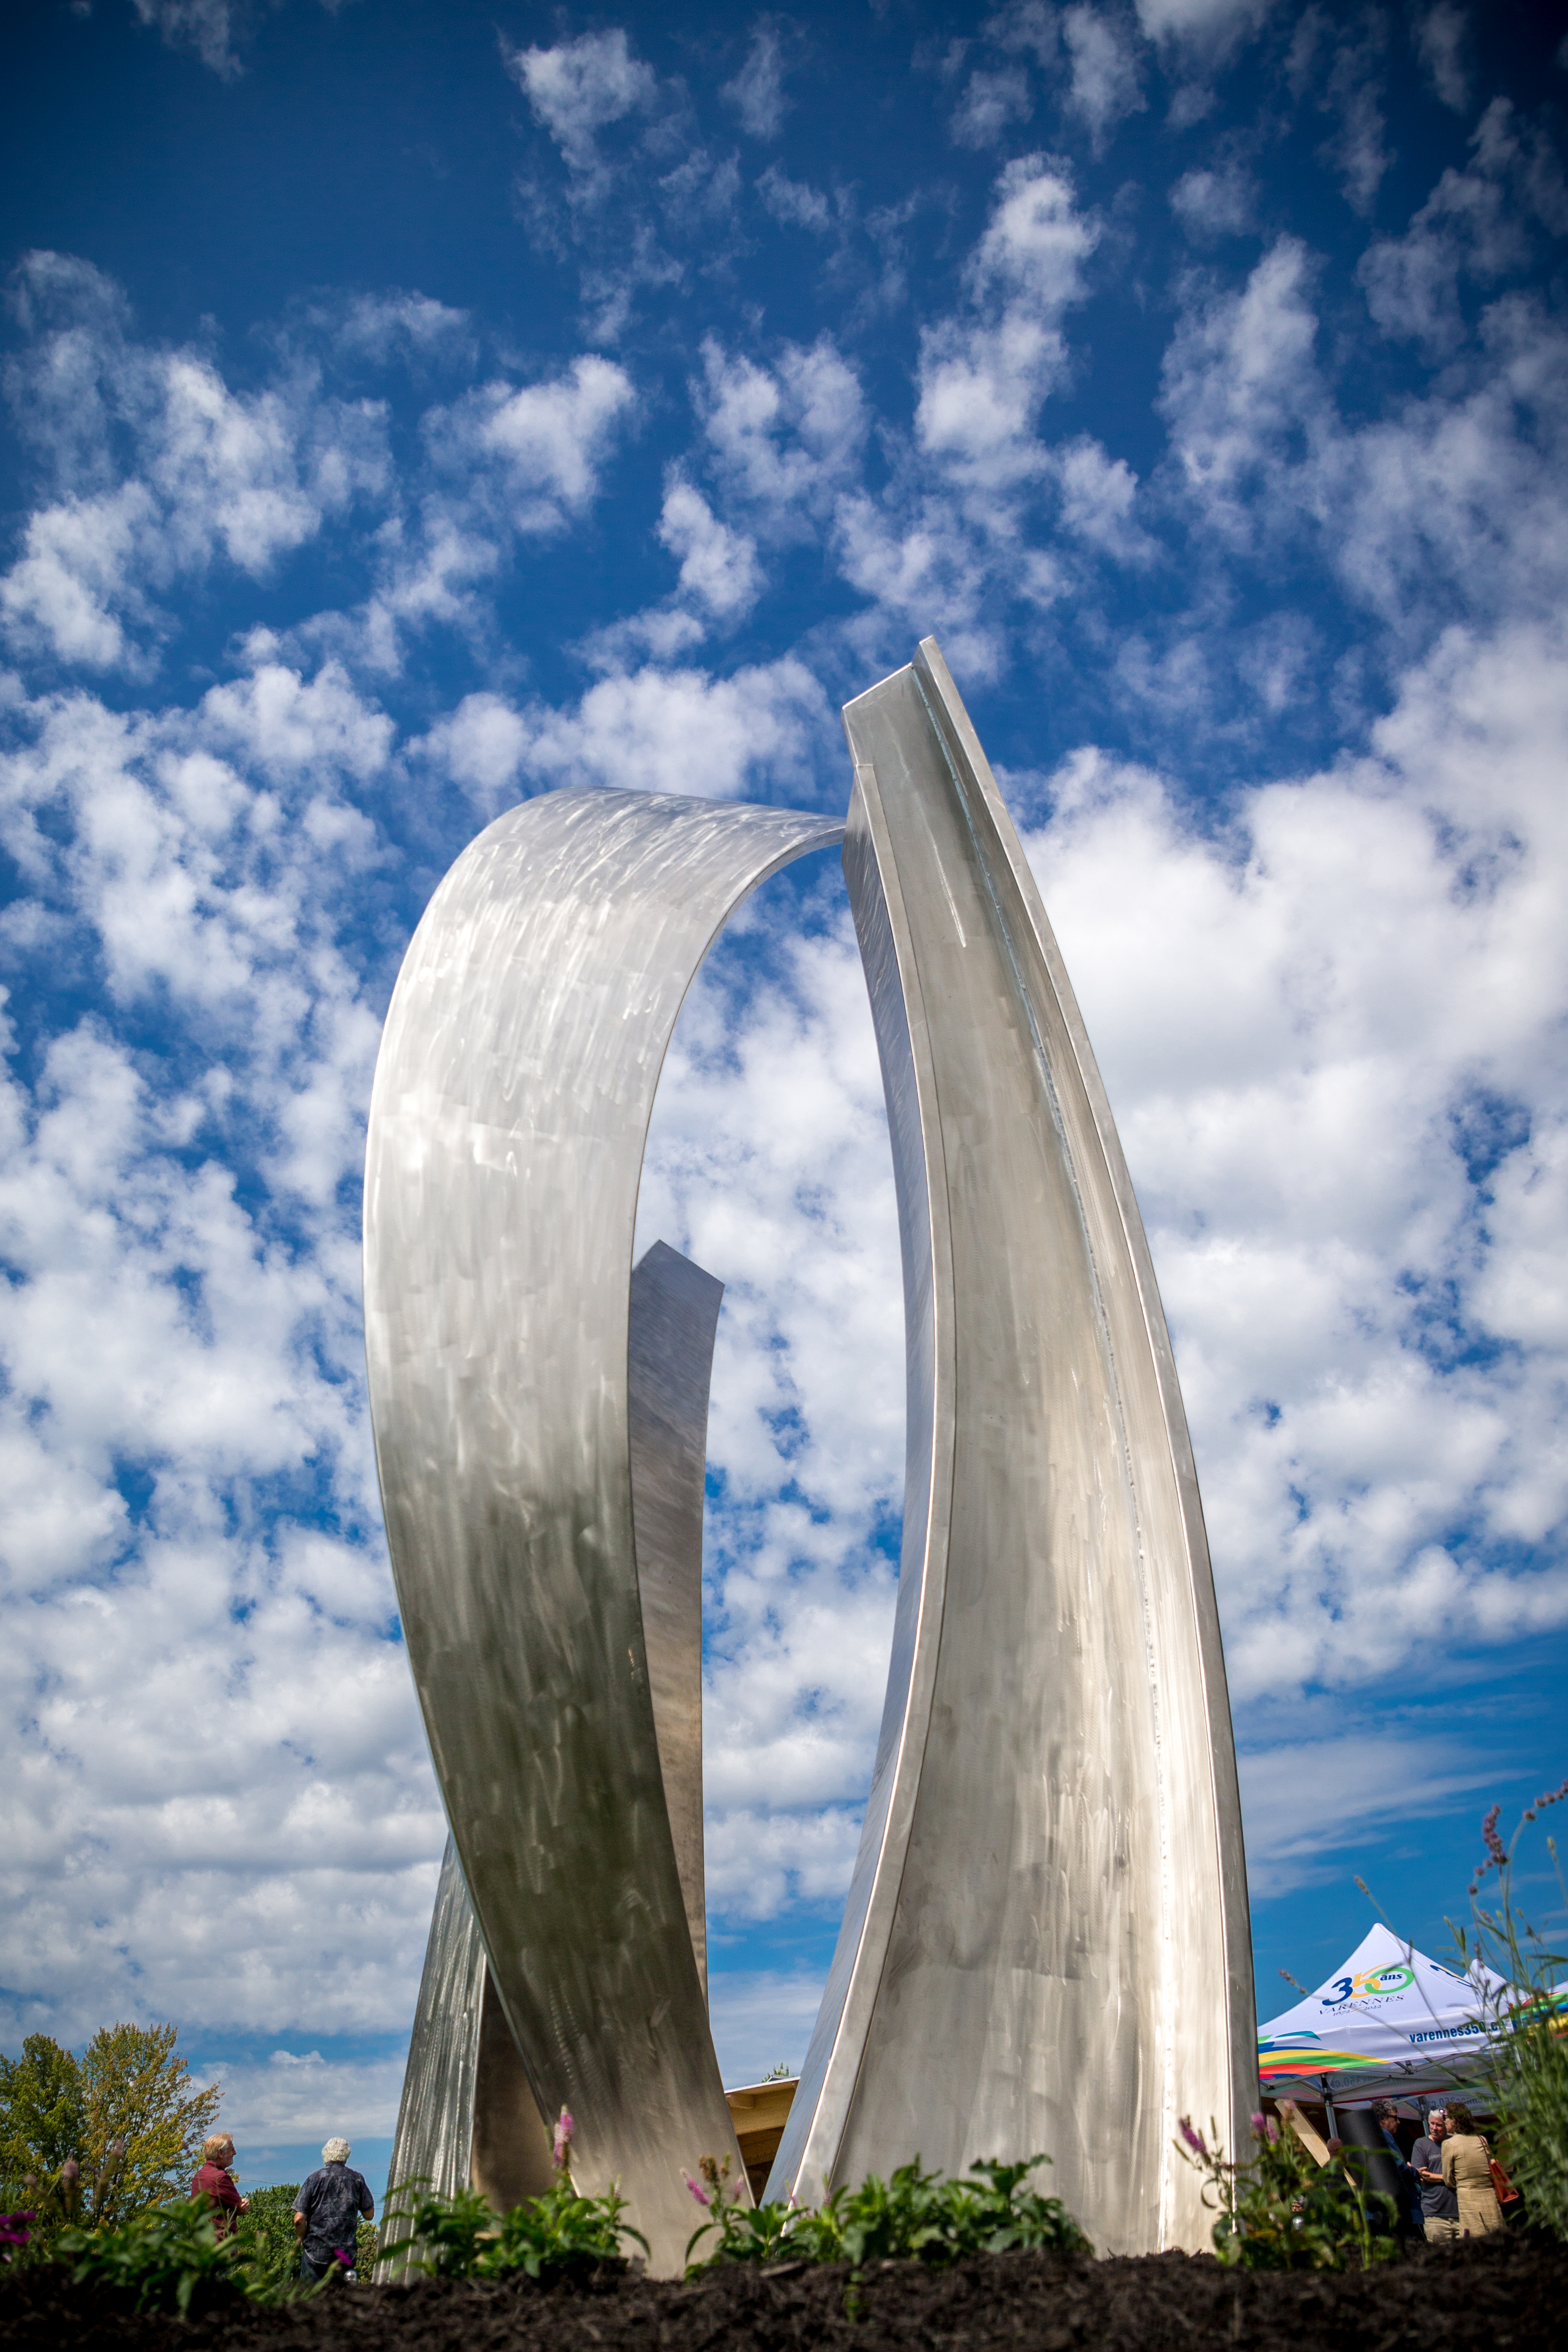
[682,2169,710,2208]
[1178,2118,1207,2157]
[1482,1804,1506,1866]
[0,2213,35,2259]
[1250,2112,1266,2136]
[553,2108,574,2169]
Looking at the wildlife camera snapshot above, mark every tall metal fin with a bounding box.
[364,788,842,2274]
[766,640,1254,2252]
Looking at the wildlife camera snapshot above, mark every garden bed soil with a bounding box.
[1,2231,1561,2352]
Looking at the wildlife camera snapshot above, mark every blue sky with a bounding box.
[3,0,1568,2199]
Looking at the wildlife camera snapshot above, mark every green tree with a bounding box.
[79,2023,221,2229]
[0,2034,86,2184]
[0,2034,88,2257]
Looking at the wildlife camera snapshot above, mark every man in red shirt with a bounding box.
[190,2134,249,2237]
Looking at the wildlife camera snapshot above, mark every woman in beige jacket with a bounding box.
[1441,2103,1505,2235]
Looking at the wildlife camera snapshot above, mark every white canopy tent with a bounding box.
[1257,1922,1507,2110]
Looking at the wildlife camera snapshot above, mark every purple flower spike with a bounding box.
[682,2169,710,2208]
[553,2107,574,2167]
[1178,2118,1207,2157]
[1482,1803,1506,1866]
[1250,2112,1266,2135]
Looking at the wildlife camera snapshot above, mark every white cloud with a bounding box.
[658,477,763,619]
[519,657,831,801]
[1061,6,1147,150]
[211,2048,411,2146]
[1134,0,1275,62]
[1,255,388,674]
[1054,432,1154,559]
[756,167,834,235]
[638,911,905,1938]
[1359,100,1565,355]
[707,1969,829,2087]
[0,653,441,2054]
[505,28,658,181]
[1238,1737,1499,1901]
[1158,236,1321,519]
[916,157,1099,487]
[1170,158,1259,240]
[1313,16,1393,216]
[130,0,251,82]
[408,690,528,810]
[327,292,475,371]
[1413,1,1471,115]
[950,66,1034,149]
[1022,615,1568,1697]
[424,355,637,535]
[722,23,790,140]
[832,491,1000,680]
[696,336,867,535]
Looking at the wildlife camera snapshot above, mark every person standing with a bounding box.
[1412,2106,1460,2244]
[1371,2099,1424,2237]
[1441,2102,1505,2236]
[292,2137,375,2281]
[189,2134,248,2239]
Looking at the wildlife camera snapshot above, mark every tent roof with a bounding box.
[1258,1921,1505,2103]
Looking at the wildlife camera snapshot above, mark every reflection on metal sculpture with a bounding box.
[366,642,1254,2273]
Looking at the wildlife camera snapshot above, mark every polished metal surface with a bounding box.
[365,788,842,2275]
[369,648,1251,2269]
[380,1834,486,2273]
[629,1240,725,2002]
[765,641,1254,2254]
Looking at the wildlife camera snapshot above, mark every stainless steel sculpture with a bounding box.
[365,641,1253,2273]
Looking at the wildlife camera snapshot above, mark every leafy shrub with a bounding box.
[380,2175,644,2283]
[1176,2114,1398,2270]
[233,2183,301,2298]
[381,2107,646,2285]
[1457,1778,1568,2240]
[55,2196,246,2316]
[684,2151,1091,2275]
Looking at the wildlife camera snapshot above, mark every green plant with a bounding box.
[381,2107,646,2283]
[1456,1777,1568,2240]
[55,2196,246,2317]
[684,2151,1091,2275]
[380,2181,500,2279]
[380,2178,644,2282]
[232,2183,302,2298]
[1176,2114,1398,2270]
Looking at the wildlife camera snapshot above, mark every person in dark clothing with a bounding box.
[189,2134,248,2239]
[1372,2100,1425,2237]
[292,2137,374,2281]
[1413,2106,1461,2243]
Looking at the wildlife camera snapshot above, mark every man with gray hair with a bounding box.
[292,2137,375,2281]
[1412,2106,1460,2243]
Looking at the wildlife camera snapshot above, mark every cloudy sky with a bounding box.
[4,0,1567,2195]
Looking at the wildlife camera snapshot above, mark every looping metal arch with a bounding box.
[365,640,1254,2275]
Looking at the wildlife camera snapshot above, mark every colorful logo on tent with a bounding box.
[1322,1962,1415,2005]
[1257,2034,1369,2081]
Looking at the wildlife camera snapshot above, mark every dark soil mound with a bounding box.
[2,2231,1561,2352]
